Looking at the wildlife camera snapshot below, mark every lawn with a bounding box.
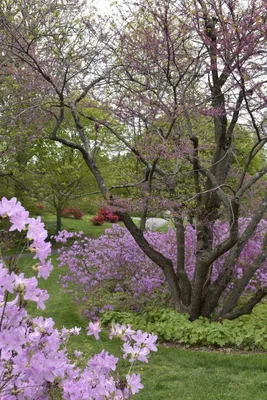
[0,213,172,257]
[0,214,122,256]
[18,254,267,400]
[42,213,117,237]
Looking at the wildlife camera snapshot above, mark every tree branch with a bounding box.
[221,286,267,320]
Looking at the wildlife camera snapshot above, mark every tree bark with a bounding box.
[56,208,62,234]
[117,211,184,311]
[175,217,192,307]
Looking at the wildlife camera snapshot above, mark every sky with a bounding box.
[92,0,121,15]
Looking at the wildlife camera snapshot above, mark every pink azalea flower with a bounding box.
[9,206,29,232]
[126,373,144,394]
[87,320,101,340]
[37,260,53,280]
[27,217,47,241]
[0,197,17,217]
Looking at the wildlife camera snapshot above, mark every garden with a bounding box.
[2,0,267,398]
[2,199,267,399]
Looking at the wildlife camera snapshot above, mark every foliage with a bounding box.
[2,0,267,320]
[90,214,105,226]
[99,208,120,223]
[0,197,157,399]
[16,256,267,400]
[62,207,85,220]
[90,207,120,225]
[55,221,267,317]
[101,304,267,350]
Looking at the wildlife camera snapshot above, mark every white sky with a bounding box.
[92,0,121,15]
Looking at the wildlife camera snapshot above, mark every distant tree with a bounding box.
[29,142,92,232]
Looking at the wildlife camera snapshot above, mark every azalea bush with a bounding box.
[90,214,105,226]
[54,225,165,313]
[0,197,157,399]
[62,207,84,220]
[90,208,120,226]
[55,220,267,316]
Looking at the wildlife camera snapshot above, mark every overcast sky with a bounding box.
[93,0,120,15]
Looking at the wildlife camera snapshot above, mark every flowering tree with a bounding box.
[0,197,157,399]
[2,0,267,320]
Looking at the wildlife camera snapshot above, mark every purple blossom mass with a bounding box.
[55,220,267,314]
[0,197,157,399]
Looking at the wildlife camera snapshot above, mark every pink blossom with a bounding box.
[126,373,144,395]
[37,259,53,280]
[74,350,83,358]
[109,324,136,341]
[0,197,155,398]
[87,320,101,340]
[27,216,47,241]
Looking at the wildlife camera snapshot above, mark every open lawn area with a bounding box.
[42,213,119,238]
[18,255,267,400]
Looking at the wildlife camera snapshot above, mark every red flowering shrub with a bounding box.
[62,207,73,217]
[90,214,105,225]
[36,203,44,210]
[73,209,84,219]
[62,207,84,219]
[99,208,120,222]
[90,208,120,225]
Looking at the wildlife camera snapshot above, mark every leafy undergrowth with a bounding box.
[101,306,267,351]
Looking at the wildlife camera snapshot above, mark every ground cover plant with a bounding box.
[0,197,158,399]
[101,306,267,350]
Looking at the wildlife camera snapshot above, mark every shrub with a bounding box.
[0,197,157,399]
[72,208,84,219]
[99,207,120,223]
[55,225,165,313]
[90,207,120,225]
[62,207,84,219]
[90,214,105,225]
[101,304,267,350]
[55,220,267,318]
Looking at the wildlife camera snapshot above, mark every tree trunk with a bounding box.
[175,217,192,307]
[56,208,62,234]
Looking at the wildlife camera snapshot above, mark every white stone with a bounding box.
[145,218,168,231]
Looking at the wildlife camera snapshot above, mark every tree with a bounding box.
[2,0,267,320]
[28,141,92,232]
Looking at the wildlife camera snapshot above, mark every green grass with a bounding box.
[134,348,267,400]
[42,213,118,238]
[42,213,173,237]
[0,214,120,256]
[17,255,267,400]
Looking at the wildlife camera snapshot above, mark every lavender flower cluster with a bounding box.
[55,219,267,312]
[0,197,157,399]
